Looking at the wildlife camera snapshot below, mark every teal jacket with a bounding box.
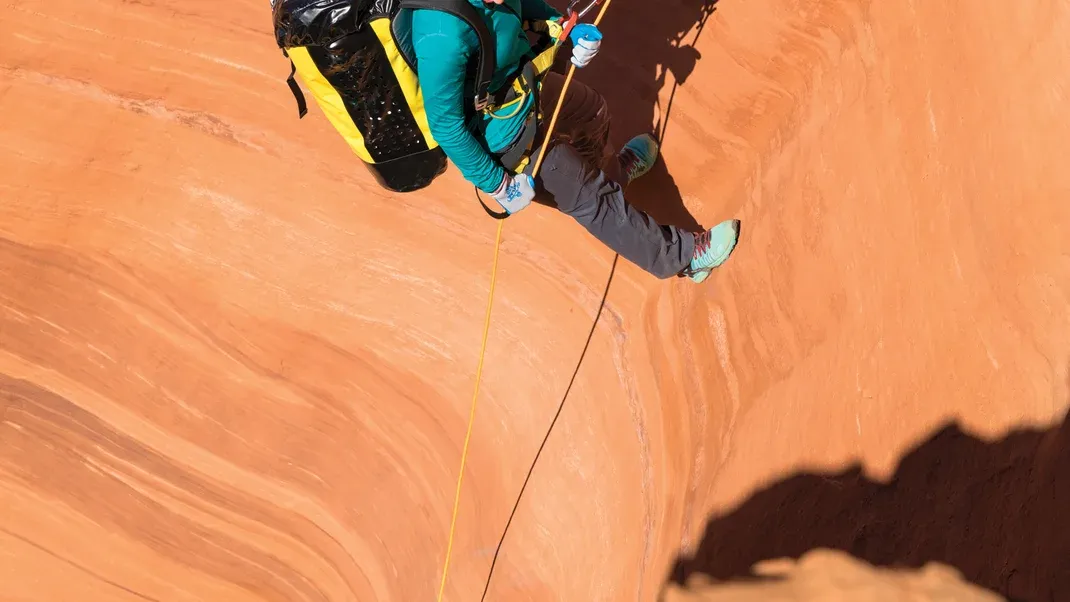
[408,0,562,194]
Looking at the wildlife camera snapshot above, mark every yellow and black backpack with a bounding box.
[271,0,564,201]
[270,0,508,193]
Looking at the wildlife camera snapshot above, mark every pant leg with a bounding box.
[531,72,613,174]
[531,141,694,278]
[532,72,628,186]
[523,72,694,278]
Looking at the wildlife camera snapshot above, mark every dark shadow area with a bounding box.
[549,0,719,232]
[669,410,1070,602]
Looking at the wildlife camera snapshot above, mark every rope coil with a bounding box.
[437,2,614,600]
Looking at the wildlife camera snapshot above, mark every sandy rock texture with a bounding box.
[2,0,1068,600]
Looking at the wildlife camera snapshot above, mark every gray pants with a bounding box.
[514,72,696,279]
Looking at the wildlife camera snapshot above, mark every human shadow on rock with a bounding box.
[667,412,1070,602]
[547,0,719,232]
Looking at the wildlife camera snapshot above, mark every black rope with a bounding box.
[479,254,619,601]
[476,6,717,594]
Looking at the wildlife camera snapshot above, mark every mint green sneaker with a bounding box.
[617,134,659,183]
[681,219,740,283]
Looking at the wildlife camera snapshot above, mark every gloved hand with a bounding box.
[491,171,535,215]
[568,23,602,68]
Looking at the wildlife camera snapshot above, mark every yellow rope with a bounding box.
[531,0,614,176]
[436,3,614,599]
[436,218,504,602]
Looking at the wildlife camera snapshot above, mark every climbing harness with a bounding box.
[473,17,567,220]
[474,0,607,219]
[436,4,614,600]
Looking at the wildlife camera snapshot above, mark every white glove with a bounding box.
[491,172,535,215]
[568,24,602,68]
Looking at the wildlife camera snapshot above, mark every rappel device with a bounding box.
[560,0,605,39]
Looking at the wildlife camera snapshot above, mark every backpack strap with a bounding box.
[283,49,308,119]
[399,0,497,112]
[475,188,511,220]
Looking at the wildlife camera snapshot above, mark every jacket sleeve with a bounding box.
[520,0,563,20]
[411,13,506,195]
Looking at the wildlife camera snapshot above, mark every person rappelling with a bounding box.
[271,0,740,283]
